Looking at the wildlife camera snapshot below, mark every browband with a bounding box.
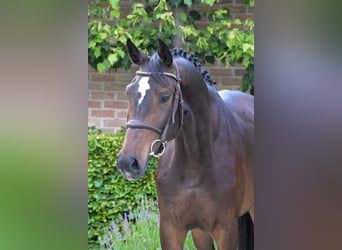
[135,71,181,82]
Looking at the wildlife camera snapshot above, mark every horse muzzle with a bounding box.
[116,153,147,180]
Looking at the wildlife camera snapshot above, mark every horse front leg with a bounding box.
[159,218,187,250]
[212,218,238,250]
[191,228,215,250]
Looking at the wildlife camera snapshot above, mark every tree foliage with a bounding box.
[88,0,254,92]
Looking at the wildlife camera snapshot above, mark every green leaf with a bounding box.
[154,0,168,12]
[94,179,103,188]
[184,0,193,7]
[98,32,108,40]
[108,53,118,65]
[103,59,111,68]
[97,62,106,73]
[109,0,119,9]
[94,47,101,58]
[242,58,250,68]
[116,48,125,58]
[242,43,250,52]
[179,12,187,22]
[88,41,96,49]
[233,19,242,25]
[110,9,120,19]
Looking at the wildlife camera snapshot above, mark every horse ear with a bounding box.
[157,39,173,67]
[126,38,148,65]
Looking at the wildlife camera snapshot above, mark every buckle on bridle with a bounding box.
[149,139,168,158]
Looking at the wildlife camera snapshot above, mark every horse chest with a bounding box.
[157,170,230,206]
[157,179,232,230]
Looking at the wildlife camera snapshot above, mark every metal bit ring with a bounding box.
[149,139,167,158]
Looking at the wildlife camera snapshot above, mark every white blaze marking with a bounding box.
[137,76,150,108]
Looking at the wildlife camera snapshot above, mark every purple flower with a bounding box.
[116,232,122,241]
[122,212,131,235]
[110,219,118,233]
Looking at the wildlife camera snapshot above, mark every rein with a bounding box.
[126,62,184,158]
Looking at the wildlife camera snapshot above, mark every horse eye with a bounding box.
[159,94,170,104]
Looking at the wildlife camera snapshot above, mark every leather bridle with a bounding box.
[126,62,184,158]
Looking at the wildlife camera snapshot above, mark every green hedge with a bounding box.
[88,127,158,249]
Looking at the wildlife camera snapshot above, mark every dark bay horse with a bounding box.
[117,38,254,250]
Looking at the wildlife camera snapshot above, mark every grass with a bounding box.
[99,197,196,250]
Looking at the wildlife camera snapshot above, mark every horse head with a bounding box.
[117,39,183,180]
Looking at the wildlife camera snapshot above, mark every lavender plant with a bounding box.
[99,197,196,250]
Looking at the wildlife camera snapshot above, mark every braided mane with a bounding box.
[171,48,216,86]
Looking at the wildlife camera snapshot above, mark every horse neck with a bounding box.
[174,58,221,161]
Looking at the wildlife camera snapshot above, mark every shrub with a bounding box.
[88,127,158,249]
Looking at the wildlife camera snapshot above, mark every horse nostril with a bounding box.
[128,157,139,171]
[117,155,139,172]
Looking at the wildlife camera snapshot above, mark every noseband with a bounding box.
[126,62,184,158]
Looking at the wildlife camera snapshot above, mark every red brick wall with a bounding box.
[88,65,138,133]
[88,0,254,134]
